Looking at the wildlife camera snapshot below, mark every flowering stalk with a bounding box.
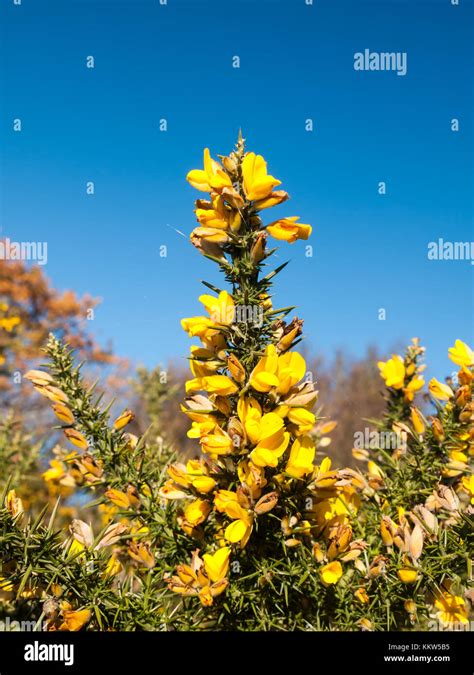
[160,135,368,627]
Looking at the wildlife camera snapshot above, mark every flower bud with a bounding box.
[113,410,135,430]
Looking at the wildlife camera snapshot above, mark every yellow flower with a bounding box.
[183,499,211,527]
[254,190,289,210]
[237,459,267,499]
[249,413,290,468]
[354,587,369,604]
[434,592,469,626]
[286,407,316,435]
[378,355,405,389]
[448,339,474,368]
[113,409,135,430]
[319,561,343,586]
[428,378,454,401]
[285,436,315,478]
[200,427,234,456]
[398,567,419,584]
[102,555,122,579]
[42,459,66,483]
[186,375,238,396]
[6,489,24,518]
[60,608,91,632]
[404,376,424,402]
[51,403,75,425]
[24,369,54,386]
[461,475,474,503]
[0,316,21,332]
[128,541,155,568]
[241,152,281,201]
[276,350,306,395]
[63,428,88,450]
[249,344,280,392]
[410,406,425,435]
[199,291,235,325]
[105,488,131,509]
[181,316,217,338]
[0,577,14,592]
[214,490,253,546]
[266,217,312,243]
[186,148,232,193]
[203,547,231,582]
[195,195,241,233]
[227,354,246,383]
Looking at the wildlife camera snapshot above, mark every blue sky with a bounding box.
[1,0,473,379]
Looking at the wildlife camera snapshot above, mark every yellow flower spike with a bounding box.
[285,436,316,478]
[354,587,369,604]
[428,378,454,401]
[203,547,231,582]
[241,152,281,201]
[51,403,75,425]
[113,410,135,430]
[378,355,405,389]
[448,339,474,368]
[63,428,88,450]
[186,148,232,193]
[319,561,343,586]
[266,217,312,243]
[60,608,91,632]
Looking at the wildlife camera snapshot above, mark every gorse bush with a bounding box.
[0,135,472,632]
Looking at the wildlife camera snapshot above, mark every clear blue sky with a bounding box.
[1,0,473,380]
